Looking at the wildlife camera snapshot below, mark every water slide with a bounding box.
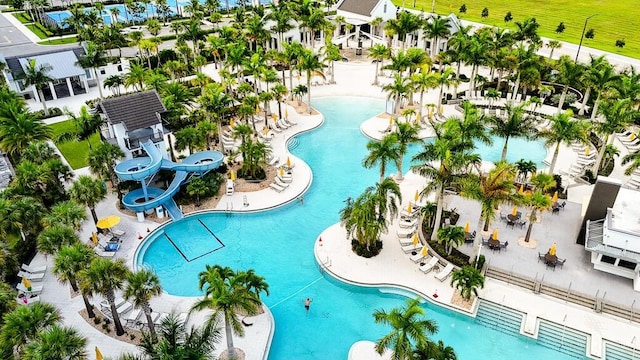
[115,140,224,220]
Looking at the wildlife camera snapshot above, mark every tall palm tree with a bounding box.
[22,325,87,360]
[437,225,465,255]
[21,59,53,116]
[43,201,86,231]
[546,40,562,60]
[363,133,401,183]
[450,266,484,301]
[592,99,637,173]
[87,142,125,185]
[384,11,422,50]
[411,67,438,121]
[69,175,107,225]
[488,102,537,161]
[554,56,584,113]
[53,243,96,318]
[383,74,411,115]
[36,224,78,257]
[424,15,450,60]
[297,49,325,115]
[0,110,52,157]
[394,121,421,180]
[522,187,553,243]
[124,269,163,339]
[191,265,265,360]
[373,297,438,359]
[434,67,455,110]
[0,302,60,358]
[539,111,589,174]
[459,162,516,261]
[57,106,103,149]
[76,41,107,99]
[369,44,390,85]
[586,59,620,119]
[78,258,130,336]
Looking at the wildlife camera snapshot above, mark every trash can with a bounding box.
[136,212,145,222]
[155,206,165,219]
[355,48,362,56]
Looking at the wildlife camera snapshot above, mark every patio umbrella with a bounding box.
[551,191,558,203]
[285,109,289,119]
[511,206,517,216]
[585,147,590,156]
[96,215,120,230]
[286,157,291,167]
[230,171,236,181]
[263,126,269,134]
[22,277,32,291]
[95,346,104,360]
[421,246,427,257]
[412,233,419,245]
[518,185,524,195]
[407,202,412,213]
[414,190,419,202]
[230,119,235,128]
[631,133,636,141]
[389,117,393,126]
[279,167,284,177]
[464,221,470,233]
[549,243,557,256]
[91,232,98,245]
[492,229,498,240]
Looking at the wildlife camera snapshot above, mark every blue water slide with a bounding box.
[116,140,224,218]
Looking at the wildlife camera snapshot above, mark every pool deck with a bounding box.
[22,60,640,359]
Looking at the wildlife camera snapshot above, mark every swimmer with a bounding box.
[304,298,312,311]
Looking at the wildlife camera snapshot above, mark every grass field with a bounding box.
[402,0,639,59]
[39,36,78,45]
[48,120,101,169]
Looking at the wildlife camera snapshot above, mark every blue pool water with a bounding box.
[138,97,579,359]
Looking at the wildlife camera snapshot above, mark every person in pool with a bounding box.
[304,298,313,311]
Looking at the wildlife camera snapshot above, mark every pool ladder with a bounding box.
[225,202,233,216]
[319,256,332,272]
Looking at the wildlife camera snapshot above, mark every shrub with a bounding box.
[459,4,467,13]
[33,107,63,119]
[351,239,382,258]
[550,93,577,107]
[93,317,101,324]
[475,254,486,270]
[616,39,626,48]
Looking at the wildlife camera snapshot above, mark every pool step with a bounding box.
[536,319,588,359]
[288,138,300,150]
[475,300,524,335]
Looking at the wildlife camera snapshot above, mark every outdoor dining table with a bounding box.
[545,253,557,264]
[507,214,520,222]
[489,237,500,249]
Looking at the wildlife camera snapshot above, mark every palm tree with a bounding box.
[369,44,390,85]
[424,15,450,60]
[592,99,637,173]
[437,225,465,255]
[138,313,222,359]
[540,111,589,174]
[124,269,162,340]
[623,150,640,176]
[586,59,620,119]
[413,339,458,360]
[382,74,411,115]
[175,127,203,155]
[76,41,107,99]
[450,266,485,301]
[554,56,584,113]
[22,325,87,360]
[57,106,103,149]
[488,102,537,161]
[0,302,60,357]
[69,175,107,225]
[411,67,438,121]
[394,121,421,180]
[87,142,125,185]
[78,258,130,336]
[0,111,52,157]
[522,187,553,243]
[187,177,208,207]
[43,201,86,231]
[36,224,78,256]
[546,40,561,60]
[297,49,325,115]
[363,133,401,183]
[21,59,53,116]
[435,67,456,110]
[53,243,96,318]
[191,265,265,360]
[384,11,422,50]
[459,162,516,261]
[373,297,438,359]
[514,159,537,184]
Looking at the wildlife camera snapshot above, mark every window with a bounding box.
[383,4,387,12]
[619,259,637,270]
[117,65,122,72]
[100,69,106,75]
[601,255,616,264]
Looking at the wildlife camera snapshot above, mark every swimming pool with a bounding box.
[138,97,581,359]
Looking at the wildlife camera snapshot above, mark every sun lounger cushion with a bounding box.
[399,218,417,229]
[410,252,427,263]
[116,301,133,315]
[434,263,454,282]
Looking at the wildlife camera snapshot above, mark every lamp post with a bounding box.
[575,14,598,63]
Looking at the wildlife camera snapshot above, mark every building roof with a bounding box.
[99,90,166,131]
[3,47,85,80]
[338,0,378,17]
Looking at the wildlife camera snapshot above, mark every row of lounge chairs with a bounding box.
[16,263,47,303]
[101,297,188,329]
[269,169,293,192]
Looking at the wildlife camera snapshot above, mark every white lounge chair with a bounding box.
[116,301,133,315]
[177,312,189,324]
[268,156,280,166]
[399,218,418,229]
[154,312,170,325]
[277,174,293,183]
[398,237,416,246]
[401,244,421,253]
[21,264,46,274]
[94,247,116,258]
[410,248,428,263]
[269,183,285,192]
[100,297,126,312]
[400,209,419,219]
[419,257,439,273]
[125,308,142,327]
[274,177,290,189]
[17,295,40,305]
[434,263,454,282]
[283,117,297,126]
[112,229,125,236]
[17,271,44,281]
[16,283,43,295]
[397,227,416,238]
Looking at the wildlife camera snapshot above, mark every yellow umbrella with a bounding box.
[439,105,444,115]
[272,113,277,121]
[585,147,590,156]
[492,229,498,240]
[464,221,470,233]
[511,206,517,216]
[230,171,236,181]
[407,202,413,213]
[415,114,420,123]
[95,346,104,360]
[421,246,428,256]
[630,133,636,141]
[414,190,419,202]
[279,167,284,177]
[96,215,121,230]
[286,157,291,167]
[549,243,557,256]
[256,105,261,113]
[429,109,434,118]
[230,119,235,128]
[551,191,558,203]
[285,109,289,119]
[91,232,98,245]
[389,117,393,126]
[263,126,269,135]
[412,233,419,245]
[518,185,524,195]
[22,277,32,291]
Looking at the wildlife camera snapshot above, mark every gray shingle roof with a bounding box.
[99,90,166,131]
[338,0,379,17]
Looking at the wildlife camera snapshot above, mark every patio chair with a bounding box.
[556,258,566,269]
[154,312,170,325]
[552,207,560,215]
[419,257,439,273]
[401,243,421,254]
[410,249,428,263]
[100,297,126,313]
[398,236,416,246]
[94,247,116,258]
[116,301,133,316]
[546,261,556,271]
[506,220,515,228]
[21,263,46,274]
[560,201,566,210]
[399,218,418,229]
[500,241,509,251]
[269,182,286,192]
[397,227,417,238]
[274,177,290,189]
[125,308,142,327]
[499,213,507,222]
[482,237,489,246]
[537,252,545,263]
[435,263,454,282]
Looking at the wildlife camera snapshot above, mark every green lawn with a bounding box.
[403,0,640,59]
[38,36,79,45]
[48,121,101,169]
[12,12,31,24]
[25,24,49,39]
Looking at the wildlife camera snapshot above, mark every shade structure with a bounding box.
[585,147,590,156]
[549,243,557,256]
[414,190,419,202]
[412,233,419,245]
[518,185,524,195]
[230,171,236,181]
[230,119,235,128]
[96,215,121,229]
[95,346,104,360]
[92,232,98,245]
[22,277,32,291]
[421,246,427,256]
[279,167,284,177]
[492,229,498,240]
[551,191,558,203]
[407,202,412,213]
[464,221,470,233]
[286,157,291,167]
[511,206,517,216]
